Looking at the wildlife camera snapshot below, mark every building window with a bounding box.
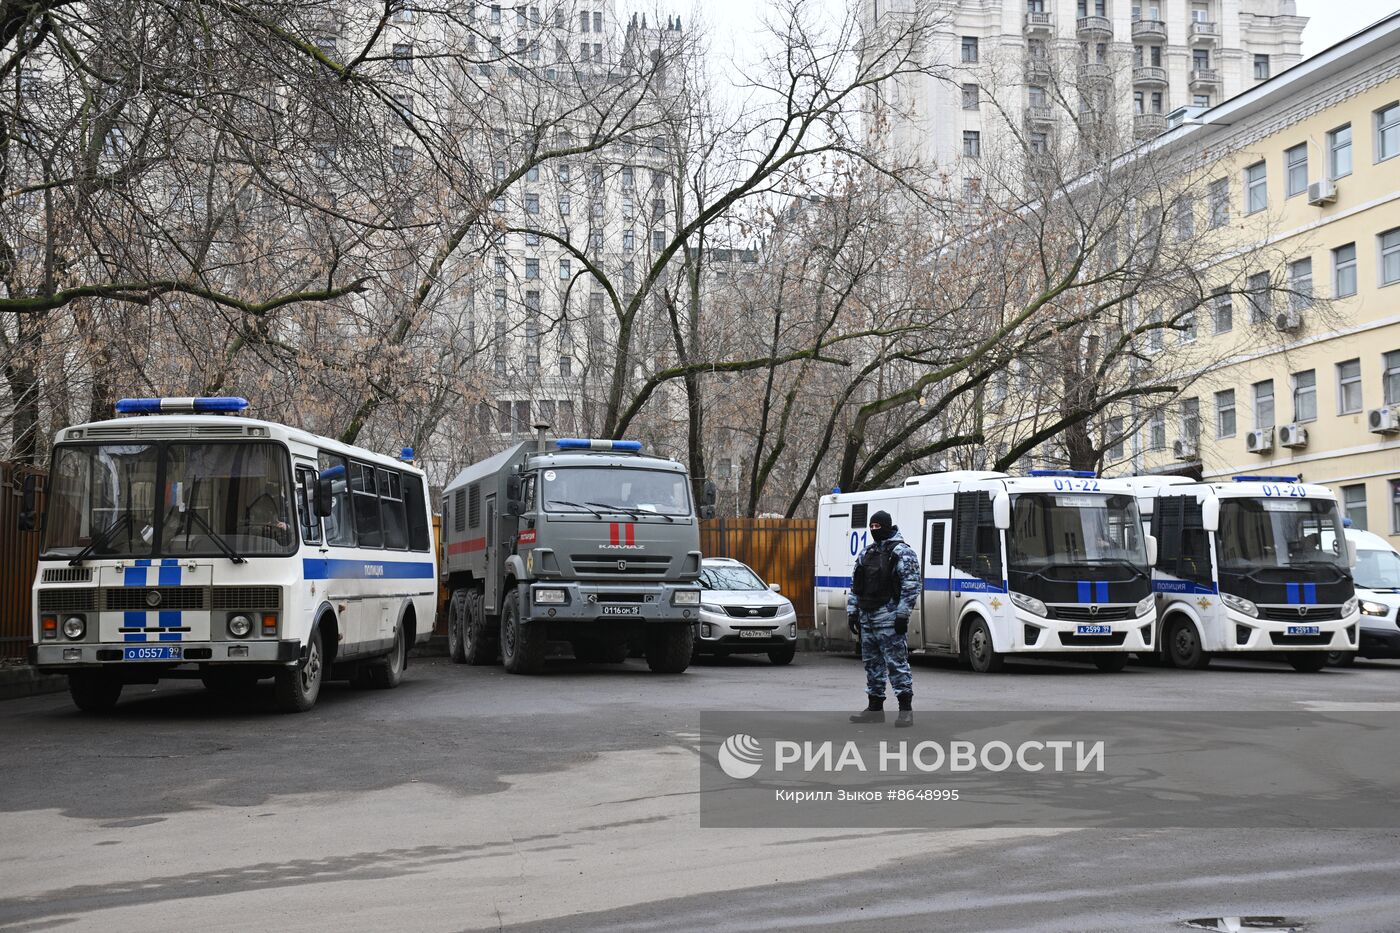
[594,10,602,31]
[1149,91,1163,114]
[560,356,573,377]
[559,195,571,215]
[1193,94,1211,108]
[1213,289,1232,334]
[962,83,979,110]
[1382,228,1400,286]
[1285,144,1308,198]
[1148,408,1166,450]
[1254,54,1270,80]
[588,228,602,250]
[1292,370,1316,423]
[1180,308,1197,343]
[1328,124,1352,179]
[524,193,539,214]
[1133,91,1144,114]
[1385,350,1400,405]
[494,257,506,278]
[962,131,980,158]
[1289,258,1313,312]
[1337,359,1362,414]
[1244,161,1267,214]
[961,36,979,63]
[1254,380,1274,429]
[391,43,413,73]
[622,230,634,252]
[1343,485,1368,531]
[1215,389,1236,439]
[525,258,539,280]
[1247,271,1270,324]
[1378,103,1400,162]
[1106,415,1125,461]
[1333,243,1357,298]
[525,231,540,246]
[652,229,665,251]
[1192,49,1210,70]
[1392,481,1400,535]
[621,165,634,188]
[1208,178,1229,228]
[1030,132,1048,154]
[559,258,571,279]
[579,10,589,31]
[1181,398,1200,443]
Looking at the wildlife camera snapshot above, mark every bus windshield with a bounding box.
[541,467,692,517]
[1007,493,1149,572]
[1217,497,1347,572]
[42,442,295,559]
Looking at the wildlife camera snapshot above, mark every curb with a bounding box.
[0,663,67,701]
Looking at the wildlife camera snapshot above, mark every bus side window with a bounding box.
[352,462,383,548]
[296,466,322,545]
[405,474,431,552]
[380,468,408,550]
[318,452,355,547]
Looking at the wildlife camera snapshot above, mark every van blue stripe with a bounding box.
[816,575,1006,594]
[124,610,146,628]
[1077,581,1091,602]
[134,559,151,567]
[123,633,145,642]
[158,564,180,587]
[815,575,852,588]
[158,632,182,642]
[302,558,435,581]
[1303,583,1317,605]
[1096,581,1109,602]
[158,610,181,629]
[1286,582,1300,603]
[124,566,147,587]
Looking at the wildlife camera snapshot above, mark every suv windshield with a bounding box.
[700,564,766,591]
[1217,497,1347,571]
[1007,493,1148,571]
[1355,548,1400,590]
[43,442,295,559]
[542,467,691,517]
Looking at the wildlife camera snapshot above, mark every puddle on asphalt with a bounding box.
[1183,919,1307,932]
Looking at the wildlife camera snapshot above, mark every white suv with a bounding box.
[1330,528,1400,665]
[694,558,798,665]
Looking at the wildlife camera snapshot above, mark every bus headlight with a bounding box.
[1360,599,1389,617]
[62,616,86,640]
[1010,592,1047,617]
[1135,595,1155,617]
[228,614,253,638]
[1221,593,1258,618]
[672,590,700,606]
[533,588,567,605]
[1341,597,1358,617]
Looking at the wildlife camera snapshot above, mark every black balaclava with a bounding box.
[869,510,895,542]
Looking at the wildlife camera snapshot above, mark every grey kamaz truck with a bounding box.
[440,430,715,674]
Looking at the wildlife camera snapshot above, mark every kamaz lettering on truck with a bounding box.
[815,470,1158,673]
[440,433,715,674]
[1130,475,1360,672]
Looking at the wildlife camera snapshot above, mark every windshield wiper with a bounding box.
[546,498,606,519]
[587,501,674,523]
[179,506,247,564]
[67,514,135,566]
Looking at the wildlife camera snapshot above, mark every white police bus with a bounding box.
[815,470,1157,673]
[22,397,437,713]
[1129,475,1360,672]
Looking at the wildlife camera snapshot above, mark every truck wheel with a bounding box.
[1288,651,1329,673]
[275,625,324,713]
[1167,618,1210,670]
[965,618,1005,673]
[448,589,468,663]
[463,590,496,666]
[500,590,546,674]
[1092,653,1129,673]
[367,625,406,689]
[68,672,122,712]
[645,624,693,673]
[768,645,797,666]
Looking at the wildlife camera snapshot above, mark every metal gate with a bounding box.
[700,518,817,629]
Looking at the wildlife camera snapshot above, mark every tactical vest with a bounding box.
[853,540,900,611]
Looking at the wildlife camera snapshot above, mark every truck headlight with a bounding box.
[228,614,253,638]
[1221,593,1258,618]
[1135,595,1155,617]
[672,590,700,606]
[1340,597,1358,617]
[533,587,567,605]
[62,616,85,640]
[1010,592,1047,617]
[1360,599,1389,617]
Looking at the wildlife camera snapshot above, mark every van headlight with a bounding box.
[1135,595,1155,617]
[1360,599,1389,617]
[62,616,86,640]
[1340,597,1358,617]
[533,587,567,605]
[1221,593,1258,618]
[228,614,253,638]
[672,590,700,606]
[1010,592,1047,617]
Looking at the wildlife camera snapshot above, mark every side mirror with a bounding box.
[702,480,718,507]
[992,491,1011,530]
[1145,534,1158,568]
[504,474,524,518]
[768,582,781,593]
[1346,540,1358,569]
[1201,496,1220,533]
[314,477,334,517]
[16,474,37,532]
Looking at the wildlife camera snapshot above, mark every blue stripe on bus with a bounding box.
[158,632,182,642]
[124,610,145,628]
[1097,581,1109,602]
[1077,581,1091,602]
[123,633,145,642]
[302,558,435,581]
[158,611,181,629]
[1303,583,1317,604]
[124,566,147,587]
[814,575,851,588]
[815,575,1008,594]
[134,559,151,567]
[158,564,181,587]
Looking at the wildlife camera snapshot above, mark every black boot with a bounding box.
[895,693,913,728]
[849,696,885,723]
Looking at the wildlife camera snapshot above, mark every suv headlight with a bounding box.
[1360,599,1389,617]
[1135,595,1155,617]
[1221,593,1258,618]
[1340,596,1358,617]
[533,587,567,605]
[700,603,724,615]
[1010,592,1047,617]
[672,590,700,606]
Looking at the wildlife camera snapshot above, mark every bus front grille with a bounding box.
[104,587,207,611]
[38,588,98,612]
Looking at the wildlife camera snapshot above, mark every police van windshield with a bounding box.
[42,442,295,559]
[1217,497,1347,571]
[1007,493,1149,572]
[1355,549,1400,590]
[541,467,691,517]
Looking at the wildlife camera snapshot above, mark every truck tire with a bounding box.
[645,624,693,673]
[964,617,1005,673]
[275,625,324,713]
[1287,651,1329,673]
[367,624,407,689]
[463,590,496,666]
[448,589,468,663]
[500,590,546,674]
[68,672,122,712]
[1166,617,1210,670]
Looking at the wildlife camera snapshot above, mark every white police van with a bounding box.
[1128,475,1360,672]
[22,397,437,712]
[815,471,1157,673]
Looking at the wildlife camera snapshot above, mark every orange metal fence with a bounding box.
[1,462,45,660]
[701,518,817,629]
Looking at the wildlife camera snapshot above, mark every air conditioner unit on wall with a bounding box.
[1172,438,1197,461]
[1278,423,1308,448]
[1245,428,1274,453]
[1275,310,1302,332]
[1307,180,1338,206]
[1369,406,1400,434]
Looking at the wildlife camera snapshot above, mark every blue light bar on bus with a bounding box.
[1028,469,1098,479]
[555,438,643,452]
[1233,475,1299,483]
[399,447,415,461]
[115,397,249,414]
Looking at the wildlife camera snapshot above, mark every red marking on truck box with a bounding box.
[447,537,487,556]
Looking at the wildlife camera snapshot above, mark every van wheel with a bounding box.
[1288,651,1329,673]
[1092,653,1129,673]
[68,672,122,712]
[448,589,468,663]
[463,590,496,665]
[646,624,693,673]
[367,625,406,688]
[275,624,323,712]
[500,589,546,674]
[1167,618,1210,669]
[965,618,1005,673]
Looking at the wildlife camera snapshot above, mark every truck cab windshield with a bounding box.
[42,442,295,559]
[1007,493,1149,573]
[1218,497,1347,571]
[542,467,691,517]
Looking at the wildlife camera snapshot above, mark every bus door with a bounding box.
[921,510,954,648]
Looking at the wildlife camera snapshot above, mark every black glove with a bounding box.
[894,614,909,636]
[848,612,860,636]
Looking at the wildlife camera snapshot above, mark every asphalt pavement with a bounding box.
[2,651,1399,932]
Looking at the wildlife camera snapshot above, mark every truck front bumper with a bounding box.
[524,581,701,624]
[28,639,303,671]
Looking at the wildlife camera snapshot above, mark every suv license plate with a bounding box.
[738,630,770,639]
[1076,624,1113,636]
[600,605,640,616]
[1286,625,1320,636]
[123,645,182,661]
